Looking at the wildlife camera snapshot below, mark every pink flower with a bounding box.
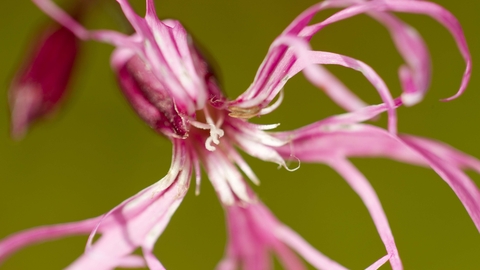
[0,0,477,269]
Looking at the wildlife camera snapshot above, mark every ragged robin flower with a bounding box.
[0,0,478,269]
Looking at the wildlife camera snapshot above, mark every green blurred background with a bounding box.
[1,0,479,269]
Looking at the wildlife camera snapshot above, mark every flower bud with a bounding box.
[9,24,79,139]
[116,54,189,138]
[114,37,223,139]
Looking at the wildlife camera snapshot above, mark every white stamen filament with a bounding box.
[190,108,225,152]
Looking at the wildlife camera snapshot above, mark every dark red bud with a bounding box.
[9,24,79,139]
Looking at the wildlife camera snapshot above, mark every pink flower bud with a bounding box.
[114,39,223,139]
[116,54,189,138]
[9,23,79,139]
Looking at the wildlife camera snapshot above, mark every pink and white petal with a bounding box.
[400,135,480,173]
[222,142,260,185]
[274,124,421,167]
[231,119,288,147]
[366,254,391,270]
[32,0,139,51]
[297,1,431,105]
[305,0,471,101]
[229,128,289,170]
[223,202,309,270]
[199,143,236,205]
[274,225,347,270]
[85,140,188,250]
[212,151,251,203]
[289,49,398,133]
[0,141,188,263]
[116,255,147,269]
[288,56,367,112]
[245,1,336,100]
[0,217,100,263]
[240,34,397,133]
[89,30,141,51]
[274,124,480,232]
[216,258,237,270]
[115,0,149,37]
[222,206,266,269]
[328,159,402,270]
[248,204,307,270]
[303,98,401,131]
[145,0,158,21]
[32,0,89,39]
[369,12,430,106]
[142,249,165,270]
[400,137,480,232]
[237,207,272,270]
[67,177,189,270]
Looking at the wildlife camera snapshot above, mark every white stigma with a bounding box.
[190,108,225,152]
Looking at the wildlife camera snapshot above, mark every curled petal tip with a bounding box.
[440,91,464,102]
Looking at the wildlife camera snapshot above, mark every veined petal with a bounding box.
[32,0,89,39]
[305,0,471,102]
[234,0,470,116]
[289,49,397,133]
[0,218,100,263]
[400,137,480,232]
[33,0,208,114]
[228,126,288,169]
[220,198,347,270]
[369,12,430,106]
[274,123,480,233]
[274,225,347,270]
[328,159,401,270]
[0,140,191,268]
[288,53,368,112]
[68,178,188,270]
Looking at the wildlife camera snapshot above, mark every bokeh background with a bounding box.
[1,0,479,269]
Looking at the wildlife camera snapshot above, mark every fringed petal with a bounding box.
[273,123,480,232]
[0,218,100,263]
[1,140,191,269]
[275,225,347,270]
[233,0,470,115]
[400,137,480,232]
[305,0,471,102]
[328,159,402,269]
[290,49,398,133]
[220,198,346,270]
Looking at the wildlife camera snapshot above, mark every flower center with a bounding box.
[189,103,226,151]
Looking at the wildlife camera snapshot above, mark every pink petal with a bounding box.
[32,0,89,39]
[290,63,368,112]
[274,123,480,233]
[328,159,402,270]
[290,50,397,133]
[275,225,347,270]
[366,254,391,270]
[400,136,480,232]
[68,175,188,270]
[306,0,471,101]
[221,199,348,270]
[0,218,100,263]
